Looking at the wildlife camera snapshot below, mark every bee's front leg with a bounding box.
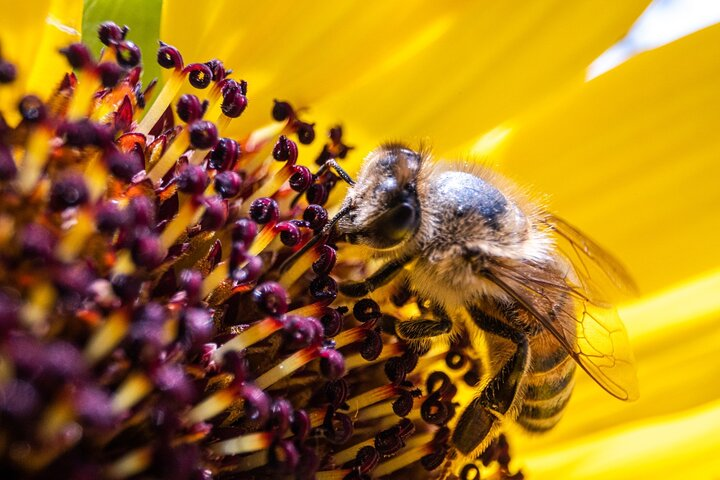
[452,306,530,456]
[339,256,413,297]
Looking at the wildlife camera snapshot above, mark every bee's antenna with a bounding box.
[317,159,356,186]
[278,204,352,273]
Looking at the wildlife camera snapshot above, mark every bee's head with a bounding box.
[335,144,423,249]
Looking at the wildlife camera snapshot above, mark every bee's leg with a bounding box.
[393,304,452,339]
[339,256,414,297]
[452,306,530,456]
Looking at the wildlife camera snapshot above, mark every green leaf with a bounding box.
[81,0,163,85]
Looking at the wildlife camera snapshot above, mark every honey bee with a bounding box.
[314,143,640,458]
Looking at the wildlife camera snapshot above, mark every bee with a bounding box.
[309,143,640,458]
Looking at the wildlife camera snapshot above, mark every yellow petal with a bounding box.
[160,0,650,155]
[0,0,82,124]
[490,24,720,295]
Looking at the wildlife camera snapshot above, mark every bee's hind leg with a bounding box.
[452,305,530,456]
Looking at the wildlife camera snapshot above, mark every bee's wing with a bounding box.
[485,219,640,400]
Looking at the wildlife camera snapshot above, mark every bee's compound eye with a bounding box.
[377,202,417,243]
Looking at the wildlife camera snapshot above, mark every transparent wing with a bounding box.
[484,219,640,401]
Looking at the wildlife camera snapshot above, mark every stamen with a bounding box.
[315,470,351,480]
[345,342,403,370]
[146,129,189,183]
[332,438,375,465]
[20,281,56,331]
[111,371,153,413]
[278,246,320,289]
[210,431,274,455]
[200,260,228,298]
[137,71,185,135]
[212,317,283,361]
[247,221,278,257]
[333,326,367,348]
[57,209,96,261]
[372,443,434,477]
[159,197,205,249]
[16,125,52,193]
[255,346,318,390]
[105,446,153,479]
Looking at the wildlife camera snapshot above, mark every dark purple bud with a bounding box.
[214,170,242,198]
[320,308,344,337]
[60,43,94,69]
[188,120,218,149]
[180,307,214,350]
[176,94,204,123]
[426,371,452,396]
[421,392,450,426]
[115,40,141,68]
[74,386,116,429]
[61,119,99,147]
[360,329,383,361]
[131,233,166,269]
[374,425,405,456]
[208,137,241,170]
[20,222,56,259]
[54,262,94,297]
[303,204,328,230]
[249,197,279,224]
[291,408,311,441]
[252,281,288,316]
[96,61,123,88]
[272,100,293,121]
[19,95,46,123]
[289,165,312,192]
[129,302,166,355]
[445,349,466,370]
[107,150,144,182]
[324,378,349,410]
[324,409,353,445]
[41,341,88,383]
[98,22,126,45]
[185,63,213,89]
[353,298,381,323]
[200,196,228,230]
[392,390,414,417]
[179,269,203,304]
[269,398,293,435]
[0,292,19,332]
[272,135,298,164]
[157,41,184,70]
[296,121,315,145]
[355,445,380,474]
[319,347,345,379]
[269,440,299,471]
[177,164,208,194]
[153,363,195,404]
[421,448,447,471]
[384,357,406,385]
[111,274,142,302]
[0,145,17,180]
[231,218,257,248]
[129,195,156,227]
[306,183,328,205]
[275,221,300,247]
[240,383,270,424]
[0,60,17,83]
[312,245,336,275]
[282,315,323,351]
[220,82,247,118]
[0,380,40,419]
[310,275,337,302]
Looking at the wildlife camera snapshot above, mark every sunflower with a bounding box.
[0,1,718,479]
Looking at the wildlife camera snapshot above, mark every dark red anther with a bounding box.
[129,195,156,228]
[426,371,452,396]
[200,196,228,231]
[115,40,141,68]
[296,121,315,145]
[176,164,208,194]
[272,99,294,121]
[184,63,213,89]
[60,118,98,147]
[400,351,419,373]
[460,464,481,480]
[445,349,466,370]
[272,135,298,164]
[319,347,345,379]
[128,302,166,356]
[392,390,414,417]
[214,171,242,198]
[297,445,320,480]
[269,398,293,435]
[115,96,134,131]
[329,125,343,144]
[0,145,17,180]
[157,41,184,70]
[204,59,226,81]
[179,269,203,304]
[188,120,218,149]
[231,218,257,248]
[49,174,89,211]
[353,299,381,323]
[269,440,299,472]
[421,447,447,471]
[18,95,46,123]
[420,392,450,426]
[306,183,328,205]
[312,245,336,275]
[179,307,213,350]
[355,446,380,474]
[60,43,94,70]
[275,221,300,246]
[374,425,406,456]
[397,417,415,440]
[107,150,144,182]
[0,61,17,84]
[111,274,142,302]
[432,426,451,447]
[320,308,344,337]
[132,233,166,269]
[324,378,349,409]
[283,315,323,351]
[310,275,337,302]
[249,198,279,224]
[289,165,313,192]
[220,80,247,118]
[96,61,123,88]
[303,204,328,230]
[232,254,263,284]
[323,409,353,445]
[252,281,289,316]
[291,409,311,442]
[98,22,126,45]
[208,137,241,170]
[360,329,383,361]
[384,357,407,385]
[240,383,270,424]
[176,94,204,123]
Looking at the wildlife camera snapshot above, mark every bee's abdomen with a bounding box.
[517,345,576,432]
